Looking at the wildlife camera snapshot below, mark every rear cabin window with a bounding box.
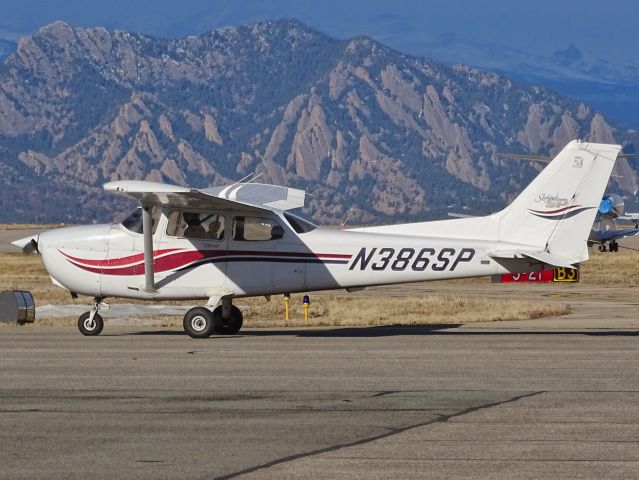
[120,207,161,234]
[166,211,226,240]
[232,216,284,241]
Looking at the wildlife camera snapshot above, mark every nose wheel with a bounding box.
[78,311,104,336]
[78,298,106,336]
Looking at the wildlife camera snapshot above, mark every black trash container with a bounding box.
[0,291,35,325]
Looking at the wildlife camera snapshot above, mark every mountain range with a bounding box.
[388,33,639,129]
[0,19,637,224]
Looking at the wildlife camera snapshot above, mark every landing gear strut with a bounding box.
[78,298,105,336]
[183,297,244,338]
[599,241,619,253]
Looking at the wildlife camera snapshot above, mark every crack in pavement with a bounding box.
[214,390,545,480]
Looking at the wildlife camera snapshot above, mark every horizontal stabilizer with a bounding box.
[596,228,639,243]
[488,250,576,269]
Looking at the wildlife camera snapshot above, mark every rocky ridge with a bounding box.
[0,19,637,223]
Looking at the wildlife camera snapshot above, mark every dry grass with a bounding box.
[0,253,76,305]
[237,294,570,327]
[579,249,639,285]
[16,295,570,329]
[0,252,571,328]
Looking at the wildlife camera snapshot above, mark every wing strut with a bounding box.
[141,203,155,292]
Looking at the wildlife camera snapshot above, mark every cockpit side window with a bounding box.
[232,216,285,241]
[120,207,161,234]
[166,211,226,240]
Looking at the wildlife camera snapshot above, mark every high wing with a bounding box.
[103,180,305,213]
[103,180,306,292]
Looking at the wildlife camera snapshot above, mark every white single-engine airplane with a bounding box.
[13,140,621,338]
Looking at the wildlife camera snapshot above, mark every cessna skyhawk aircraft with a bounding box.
[13,140,621,338]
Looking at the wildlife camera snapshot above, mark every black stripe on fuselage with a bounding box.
[175,257,349,272]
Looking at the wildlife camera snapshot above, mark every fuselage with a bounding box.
[33,207,538,301]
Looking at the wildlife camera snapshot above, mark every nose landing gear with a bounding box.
[78,298,106,336]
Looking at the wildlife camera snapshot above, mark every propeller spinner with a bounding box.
[11,235,40,254]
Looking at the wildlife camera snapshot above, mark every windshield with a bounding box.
[120,207,161,234]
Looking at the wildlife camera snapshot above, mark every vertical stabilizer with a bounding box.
[496,140,621,263]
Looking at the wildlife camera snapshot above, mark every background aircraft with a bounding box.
[589,193,639,252]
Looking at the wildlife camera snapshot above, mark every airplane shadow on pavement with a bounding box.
[119,324,461,337]
[119,324,639,337]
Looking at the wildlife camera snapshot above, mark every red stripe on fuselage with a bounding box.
[62,249,352,276]
[59,248,183,267]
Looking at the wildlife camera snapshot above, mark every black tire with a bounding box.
[78,312,104,336]
[213,305,244,335]
[183,307,215,338]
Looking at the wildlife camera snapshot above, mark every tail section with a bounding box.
[350,139,621,268]
[496,140,621,263]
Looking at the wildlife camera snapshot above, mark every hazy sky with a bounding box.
[1,0,637,62]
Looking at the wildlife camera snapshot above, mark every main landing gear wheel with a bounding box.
[213,305,243,335]
[183,307,215,338]
[78,312,104,336]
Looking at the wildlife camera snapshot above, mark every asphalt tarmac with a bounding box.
[2,317,639,479]
[2,227,639,478]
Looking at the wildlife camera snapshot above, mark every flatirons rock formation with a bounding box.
[0,19,636,223]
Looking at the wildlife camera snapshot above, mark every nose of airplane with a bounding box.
[11,235,40,254]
